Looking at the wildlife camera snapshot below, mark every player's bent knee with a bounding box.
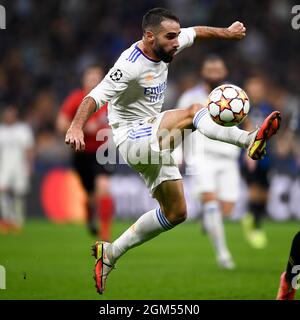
[175,209,187,224]
[164,207,187,226]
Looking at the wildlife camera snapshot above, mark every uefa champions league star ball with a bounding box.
[207,84,250,127]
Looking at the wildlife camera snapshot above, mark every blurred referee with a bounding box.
[57,65,114,241]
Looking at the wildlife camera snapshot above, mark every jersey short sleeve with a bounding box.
[176,27,196,55]
[86,55,139,111]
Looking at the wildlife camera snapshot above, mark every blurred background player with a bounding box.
[0,105,34,233]
[56,65,114,241]
[176,55,239,269]
[276,231,300,300]
[241,75,276,249]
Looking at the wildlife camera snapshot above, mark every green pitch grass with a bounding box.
[0,219,299,300]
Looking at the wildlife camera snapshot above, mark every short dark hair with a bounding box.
[203,54,225,64]
[85,64,104,72]
[81,64,104,78]
[142,8,180,33]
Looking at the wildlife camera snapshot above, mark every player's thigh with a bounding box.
[218,160,240,204]
[12,172,29,195]
[202,192,218,202]
[13,181,28,195]
[0,168,12,192]
[249,183,268,202]
[153,179,187,224]
[191,158,217,200]
[157,105,202,150]
[220,201,235,217]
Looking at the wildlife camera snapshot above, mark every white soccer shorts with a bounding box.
[118,111,182,195]
[0,166,29,194]
[190,153,241,203]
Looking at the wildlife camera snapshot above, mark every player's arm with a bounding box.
[65,63,134,152]
[193,21,246,40]
[24,126,35,176]
[65,97,96,152]
[25,147,35,176]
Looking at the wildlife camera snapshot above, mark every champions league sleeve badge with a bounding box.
[110,69,123,82]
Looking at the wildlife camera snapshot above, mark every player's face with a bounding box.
[201,60,228,89]
[82,67,104,92]
[244,78,266,104]
[2,107,18,124]
[152,20,180,63]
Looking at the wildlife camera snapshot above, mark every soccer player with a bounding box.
[276,231,300,300]
[57,65,114,241]
[176,55,238,269]
[65,8,281,294]
[0,105,34,233]
[241,75,276,249]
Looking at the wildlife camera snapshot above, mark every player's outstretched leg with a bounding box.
[156,105,280,159]
[192,107,281,159]
[276,231,300,300]
[92,180,187,294]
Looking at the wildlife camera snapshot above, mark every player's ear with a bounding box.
[144,30,155,43]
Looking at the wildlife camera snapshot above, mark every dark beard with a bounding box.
[153,46,173,63]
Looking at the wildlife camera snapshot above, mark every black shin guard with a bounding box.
[249,202,265,229]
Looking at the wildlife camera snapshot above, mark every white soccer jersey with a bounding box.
[87,27,196,146]
[0,122,34,193]
[0,122,34,172]
[176,84,240,161]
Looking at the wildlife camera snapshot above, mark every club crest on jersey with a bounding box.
[145,74,154,81]
[110,69,123,82]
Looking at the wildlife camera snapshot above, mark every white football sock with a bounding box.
[202,200,231,261]
[107,208,174,264]
[0,192,13,222]
[13,195,25,227]
[193,108,253,148]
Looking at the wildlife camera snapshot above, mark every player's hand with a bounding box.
[65,126,85,152]
[227,21,246,40]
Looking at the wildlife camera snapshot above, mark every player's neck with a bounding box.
[138,40,161,62]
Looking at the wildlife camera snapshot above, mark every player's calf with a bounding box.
[154,180,187,225]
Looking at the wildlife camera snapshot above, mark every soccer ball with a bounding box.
[207,84,250,127]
